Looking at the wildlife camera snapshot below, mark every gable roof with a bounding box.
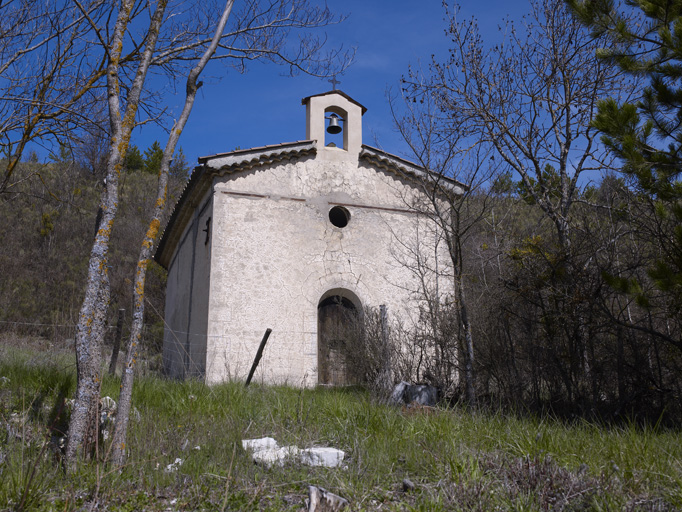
[154,141,466,269]
[301,90,368,114]
[197,140,316,168]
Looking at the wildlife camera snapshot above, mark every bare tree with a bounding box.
[65,0,352,468]
[396,0,640,409]
[66,0,151,468]
[402,0,633,251]
[0,0,110,196]
[391,90,497,405]
[1,0,350,197]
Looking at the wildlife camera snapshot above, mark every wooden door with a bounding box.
[318,296,357,386]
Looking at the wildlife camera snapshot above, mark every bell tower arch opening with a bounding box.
[317,288,362,386]
[301,90,367,161]
[323,106,347,150]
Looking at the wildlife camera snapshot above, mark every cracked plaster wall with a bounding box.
[202,155,452,385]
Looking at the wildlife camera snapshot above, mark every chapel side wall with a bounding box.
[204,158,453,386]
[162,189,213,379]
[162,230,192,379]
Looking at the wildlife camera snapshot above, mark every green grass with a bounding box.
[1,341,681,511]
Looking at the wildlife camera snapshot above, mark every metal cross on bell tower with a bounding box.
[328,76,340,90]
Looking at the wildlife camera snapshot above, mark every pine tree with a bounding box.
[124,144,144,172]
[169,146,190,179]
[142,141,163,175]
[569,0,682,315]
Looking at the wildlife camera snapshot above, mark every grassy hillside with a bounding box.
[1,337,681,511]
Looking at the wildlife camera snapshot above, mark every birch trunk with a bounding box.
[110,0,235,468]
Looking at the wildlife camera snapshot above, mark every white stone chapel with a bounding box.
[154,90,464,386]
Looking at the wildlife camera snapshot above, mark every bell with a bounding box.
[326,113,342,134]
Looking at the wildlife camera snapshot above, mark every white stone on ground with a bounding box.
[241,437,278,452]
[251,446,300,467]
[300,447,345,468]
[308,485,349,511]
[165,457,183,472]
[241,437,345,468]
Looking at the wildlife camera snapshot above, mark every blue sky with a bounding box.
[135,0,517,168]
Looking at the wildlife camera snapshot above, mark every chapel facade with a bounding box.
[154,90,463,386]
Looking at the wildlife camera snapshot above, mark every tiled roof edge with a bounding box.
[360,145,469,193]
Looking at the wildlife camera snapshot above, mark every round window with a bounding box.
[328,206,350,228]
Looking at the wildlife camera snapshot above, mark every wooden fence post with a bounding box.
[245,328,272,387]
[108,308,125,375]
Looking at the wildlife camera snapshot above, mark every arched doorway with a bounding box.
[317,290,361,386]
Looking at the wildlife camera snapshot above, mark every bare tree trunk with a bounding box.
[448,205,477,407]
[457,278,476,406]
[66,0,157,469]
[66,268,109,465]
[110,0,235,468]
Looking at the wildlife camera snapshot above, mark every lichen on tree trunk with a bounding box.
[65,0,139,469]
[110,0,236,468]
[65,247,111,466]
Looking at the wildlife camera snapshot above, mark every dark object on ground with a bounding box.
[389,381,438,406]
[402,478,416,492]
[245,328,272,387]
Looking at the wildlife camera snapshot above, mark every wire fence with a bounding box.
[0,319,77,344]
[0,319,163,352]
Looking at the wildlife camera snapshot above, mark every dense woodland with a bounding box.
[1,0,681,446]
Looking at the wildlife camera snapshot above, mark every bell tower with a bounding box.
[302,90,367,162]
